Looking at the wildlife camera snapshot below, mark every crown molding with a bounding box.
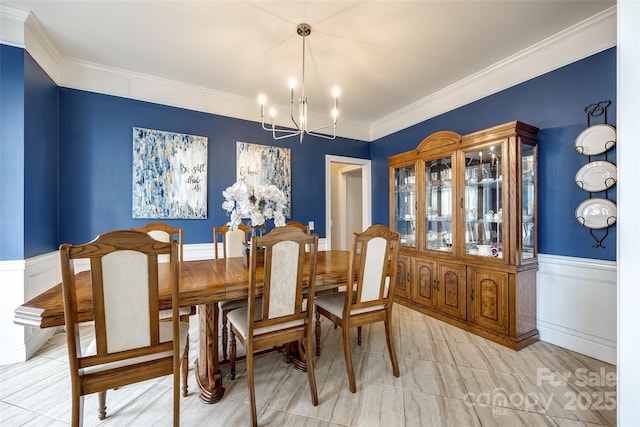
[2,5,616,143]
[370,6,617,140]
[0,4,29,47]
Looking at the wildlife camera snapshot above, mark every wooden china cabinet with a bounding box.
[389,121,539,350]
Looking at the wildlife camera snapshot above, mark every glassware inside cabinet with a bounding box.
[464,144,503,258]
[522,144,536,259]
[425,157,453,251]
[394,165,416,247]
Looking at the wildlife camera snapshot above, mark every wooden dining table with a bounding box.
[13,250,351,404]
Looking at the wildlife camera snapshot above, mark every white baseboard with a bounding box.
[537,254,617,364]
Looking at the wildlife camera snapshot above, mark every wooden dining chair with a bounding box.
[314,224,401,393]
[135,222,194,397]
[213,223,252,361]
[227,227,319,427]
[285,220,310,234]
[213,223,251,260]
[60,230,188,426]
[136,221,184,263]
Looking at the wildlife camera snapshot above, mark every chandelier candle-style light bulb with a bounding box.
[258,23,340,143]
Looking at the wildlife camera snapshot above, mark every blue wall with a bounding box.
[0,46,59,260]
[58,88,370,245]
[1,45,26,260]
[370,47,617,261]
[1,45,617,261]
[23,52,59,258]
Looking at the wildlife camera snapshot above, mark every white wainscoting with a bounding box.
[4,246,608,365]
[0,252,61,365]
[537,254,617,365]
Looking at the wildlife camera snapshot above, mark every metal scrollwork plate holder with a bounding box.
[574,101,617,248]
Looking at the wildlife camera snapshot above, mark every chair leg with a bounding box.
[314,310,322,356]
[221,310,229,361]
[230,329,237,380]
[246,348,257,427]
[97,390,106,420]
[72,393,84,427]
[384,316,400,377]
[357,326,362,345]
[173,362,180,427]
[182,334,189,397]
[304,334,319,406]
[342,326,356,393]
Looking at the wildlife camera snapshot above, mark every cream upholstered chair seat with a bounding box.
[311,293,385,317]
[227,307,305,339]
[83,321,189,374]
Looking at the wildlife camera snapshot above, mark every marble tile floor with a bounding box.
[0,304,616,426]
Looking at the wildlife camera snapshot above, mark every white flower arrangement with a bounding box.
[222,180,287,232]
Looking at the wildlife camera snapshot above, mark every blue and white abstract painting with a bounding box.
[133,127,208,219]
[236,141,291,217]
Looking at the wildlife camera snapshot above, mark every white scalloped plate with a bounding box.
[575,198,617,229]
[575,161,617,192]
[574,124,616,155]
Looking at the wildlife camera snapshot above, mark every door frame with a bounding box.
[325,155,372,250]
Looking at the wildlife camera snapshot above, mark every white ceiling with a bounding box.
[2,1,616,140]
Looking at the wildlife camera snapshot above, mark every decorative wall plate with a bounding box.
[574,124,616,155]
[575,161,617,192]
[575,198,617,229]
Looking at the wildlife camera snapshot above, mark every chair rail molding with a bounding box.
[536,253,617,365]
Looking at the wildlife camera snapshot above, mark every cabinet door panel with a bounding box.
[414,259,436,308]
[438,263,466,320]
[468,268,508,334]
[394,255,411,299]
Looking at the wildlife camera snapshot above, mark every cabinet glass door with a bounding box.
[394,165,416,247]
[463,144,504,258]
[522,144,536,259]
[425,157,453,251]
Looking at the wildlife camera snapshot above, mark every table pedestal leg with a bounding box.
[195,303,225,403]
[285,340,308,372]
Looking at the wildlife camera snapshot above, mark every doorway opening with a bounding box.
[325,155,372,250]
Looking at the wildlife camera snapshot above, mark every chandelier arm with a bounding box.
[261,122,301,135]
[288,102,301,131]
[271,130,303,140]
[306,130,337,140]
[261,111,301,134]
[307,122,337,134]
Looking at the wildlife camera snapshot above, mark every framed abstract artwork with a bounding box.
[132,127,208,219]
[236,141,291,216]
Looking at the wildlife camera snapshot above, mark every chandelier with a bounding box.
[258,23,340,144]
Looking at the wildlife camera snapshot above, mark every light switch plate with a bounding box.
[309,221,314,230]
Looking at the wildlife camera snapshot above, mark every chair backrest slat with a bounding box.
[345,225,400,314]
[249,227,317,333]
[214,223,250,259]
[284,221,310,234]
[134,222,183,263]
[61,230,178,364]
